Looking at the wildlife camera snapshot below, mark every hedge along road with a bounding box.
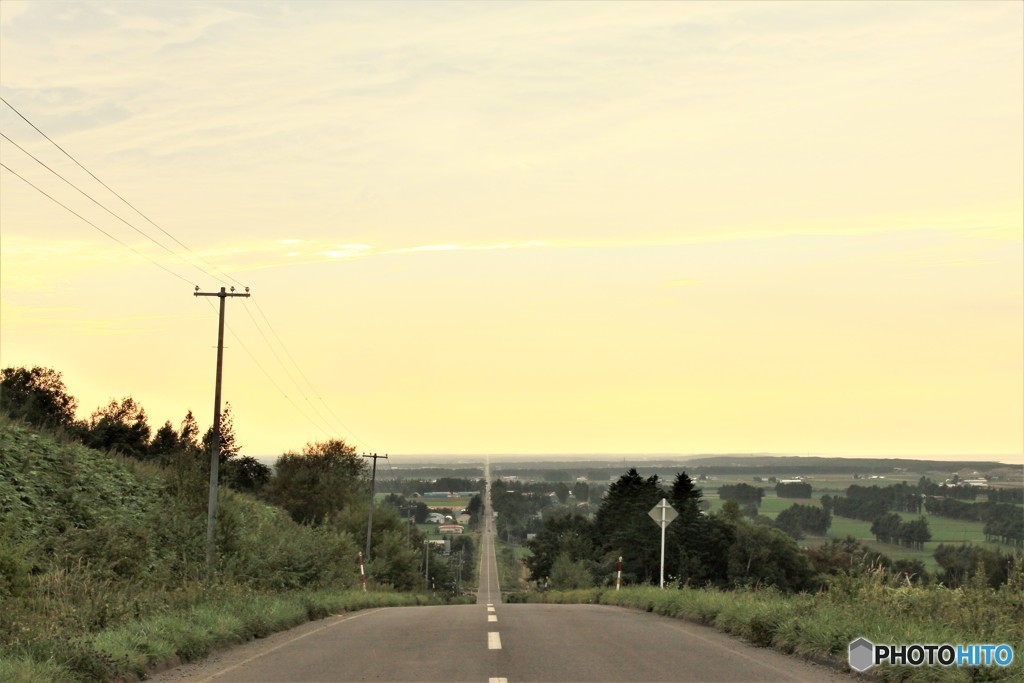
[151,461,856,682]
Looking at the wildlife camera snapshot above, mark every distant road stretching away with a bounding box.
[151,457,854,682]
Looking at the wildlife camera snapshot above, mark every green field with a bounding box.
[700,483,1018,573]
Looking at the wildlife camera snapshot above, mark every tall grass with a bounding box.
[509,562,1024,682]
[1,585,467,682]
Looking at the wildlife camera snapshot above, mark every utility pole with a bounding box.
[363,452,388,562]
[194,285,250,578]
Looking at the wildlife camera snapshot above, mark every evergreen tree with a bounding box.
[593,468,663,583]
[201,402,240,462]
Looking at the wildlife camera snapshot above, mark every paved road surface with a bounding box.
[477,457,501,605]
[150,602,852,682]
[151,457,855,682]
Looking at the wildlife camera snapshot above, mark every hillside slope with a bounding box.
[0,417,362,679]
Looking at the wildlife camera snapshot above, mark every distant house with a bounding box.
[423,492,453,498]
[425,512,446,524]
[438,524,464,535]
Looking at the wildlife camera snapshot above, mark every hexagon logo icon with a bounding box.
[848,637,875,672]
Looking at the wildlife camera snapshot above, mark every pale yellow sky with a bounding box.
[1,1,1021,461]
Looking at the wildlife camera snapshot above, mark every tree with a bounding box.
[149,421,180,459]
[0,366,78,429]
[84,396,151,458]
[571,481,590,503]
[549,552,594,589]
[201,402,240,462]
[718,483,764,506]
[179,410,201,454]
[264,439,368,525]
[727,523,815,592]
[774,503,831,539]
[525,511,595,581]
[593,469,663,584]
[775,481,812,499]
[806,536,890,576]
[221,456,271,494]
[553,482,570,505]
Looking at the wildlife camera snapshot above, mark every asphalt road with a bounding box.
[477,459,501,605]
[150,602,853,682]
[151,459,855,682]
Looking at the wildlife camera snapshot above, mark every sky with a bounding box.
[1,1,1021,463]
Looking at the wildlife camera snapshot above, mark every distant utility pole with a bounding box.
[194,286,250,578]
[363,452,388,562]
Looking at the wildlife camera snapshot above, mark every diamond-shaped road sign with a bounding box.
[649,498,678,528]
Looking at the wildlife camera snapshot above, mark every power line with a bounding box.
[1,131,231,287]
[1,96,246,289]
[2,96,381,457]
[249,298,374,451]
[1,162,196,286]
[238,299,339,438]
[198,297,333,441]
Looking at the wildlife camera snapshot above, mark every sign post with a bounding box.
[648,498,678,589]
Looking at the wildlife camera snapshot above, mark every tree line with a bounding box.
[526,469,818,593]
[925,498,1024,547]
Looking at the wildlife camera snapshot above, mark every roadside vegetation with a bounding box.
[0,366,471,682]
[509,564,1024,682]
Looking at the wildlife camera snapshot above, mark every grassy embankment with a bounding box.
[0,419,467,682]
[509,573,1024,683]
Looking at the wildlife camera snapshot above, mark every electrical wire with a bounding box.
[247,299,376,454]
[197,297,333,441]
[1,96,246,289]
[1,131,231,287]
[1,162,196,286]
[238,299,339,439]
[2,96,382,456]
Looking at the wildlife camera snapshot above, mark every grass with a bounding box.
[0,588,465,682]
[508,564,1024,682]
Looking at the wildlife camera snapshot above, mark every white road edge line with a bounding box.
[196,609,380,682]
[488,632,502,650]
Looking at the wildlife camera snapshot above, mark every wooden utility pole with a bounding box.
[363,452,388,562]
[194,286,250,578]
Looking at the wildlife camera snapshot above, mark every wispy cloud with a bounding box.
[193,238,552,274]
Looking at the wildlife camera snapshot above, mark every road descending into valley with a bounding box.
[151,459,853,683]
